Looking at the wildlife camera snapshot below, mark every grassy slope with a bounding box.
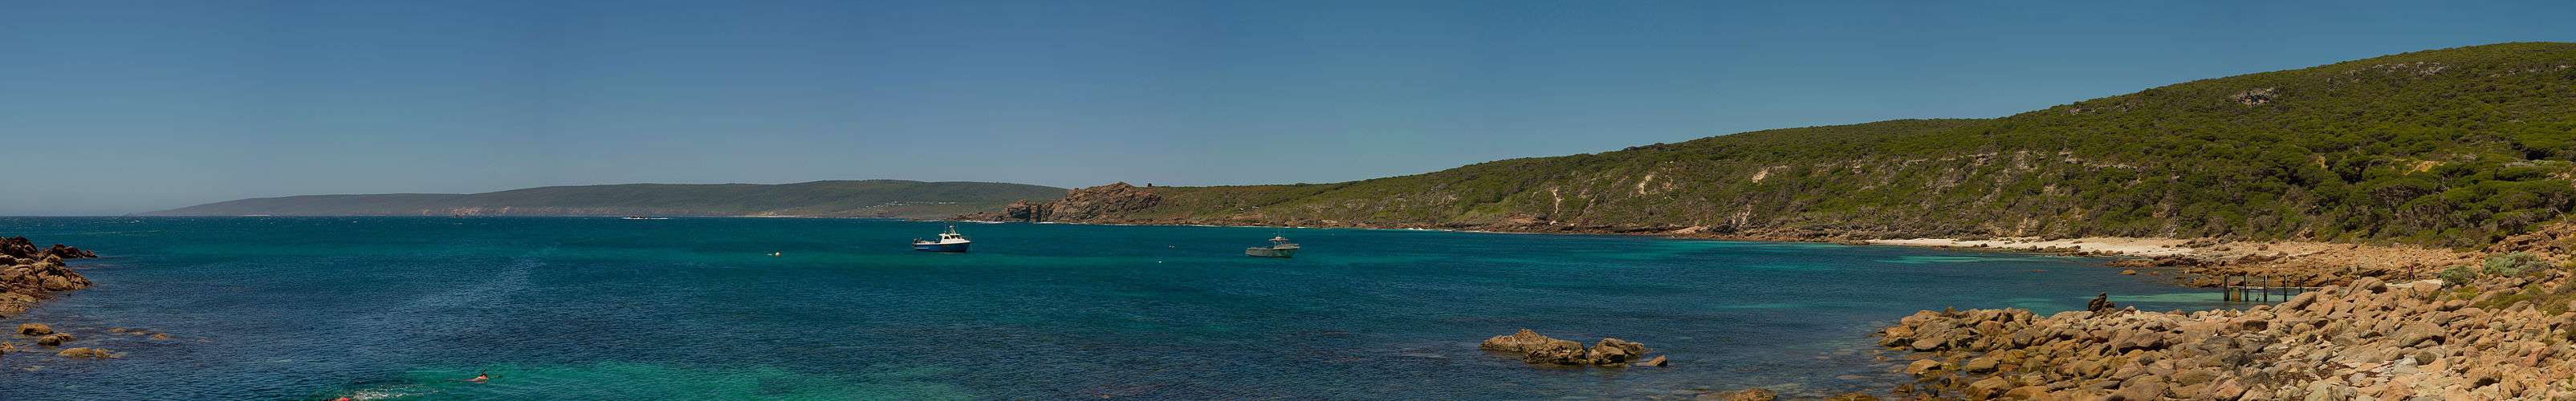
[142,180,1067,218]
[1113,43,2576,246]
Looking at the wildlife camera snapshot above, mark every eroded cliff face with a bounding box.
[961,182,1162,223]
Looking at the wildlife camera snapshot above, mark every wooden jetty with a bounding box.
[2220,274,2323,302]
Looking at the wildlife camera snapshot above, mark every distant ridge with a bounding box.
[140,180,1067,219]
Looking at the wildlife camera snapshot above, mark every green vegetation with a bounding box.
[2440,265,2481,286]
[2486,252,2549,277]
[141,180,1065,219]
[1109,43,2576,246]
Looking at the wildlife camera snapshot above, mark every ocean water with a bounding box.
[0,217,2224,399]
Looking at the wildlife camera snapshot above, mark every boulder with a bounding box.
[1907,359,1945,375]
[39,275,75,291]
[41,245,95,259]
[1634,355,1668,367]
[55,347,115,358]
[2394,322,2444,347]
[2003,385,2053,399]
[1521,338,1589,365]
[1965,376,2013,399]
[2088,292,2117,312]
[1823,392,1880,401]
[1696,388,1776,401]
[1962,356,2000,374]
[35,333,73,346]
[17,322,51,336]
[0,237,37,259]
[1479,329,1557,353]
[1584,338,1646,365]
[2107,375,2166,401]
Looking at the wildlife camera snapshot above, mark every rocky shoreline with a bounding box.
[960,184,2562,399]
[1,235,112,360]
[1867,226,2576,399]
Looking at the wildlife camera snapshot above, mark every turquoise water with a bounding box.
[0,217,2222,399]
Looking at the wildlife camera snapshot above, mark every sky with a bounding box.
[2,1,2571,215]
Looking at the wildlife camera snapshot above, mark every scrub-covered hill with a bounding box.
[1005,43,2576,246]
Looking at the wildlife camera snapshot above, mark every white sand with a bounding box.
[1866,237,2196,257]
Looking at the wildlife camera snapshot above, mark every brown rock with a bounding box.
[1479,329,1556,353]
[1634,355,1667,367]
[2107,375,2165,401]
[1697,388,1777,401]
[39,275,75,291]
[1584,338,1646,365]
[1965,376,2013,399]
[2003,385,2053,399]
[1822,392,1880,401]
[55,346,115,358]
[2394,322,2444,347]
[1906,359,1945,375]
[16,322,51,336]
[2087,292,2116,312]
[1962,356,2000,374]
[35,333,72,346]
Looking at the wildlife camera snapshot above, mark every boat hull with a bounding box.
[1245,247,1296,257]
[914,242,971,253]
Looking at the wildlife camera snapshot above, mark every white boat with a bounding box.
[1245,236,1299,257]
[913,225,972,253]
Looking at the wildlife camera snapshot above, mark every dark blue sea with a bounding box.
[0,217,2223,399]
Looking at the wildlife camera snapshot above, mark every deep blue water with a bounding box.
[0,217,2223,399]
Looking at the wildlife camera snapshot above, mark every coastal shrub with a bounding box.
[2439,265,2478,286]
[1117,43,2576,248]
[2485,252,2546,277]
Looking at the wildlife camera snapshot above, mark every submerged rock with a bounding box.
[1635,355,1668,367]
[55,347,116,359]
[1695,387,1776,401]
[17,323,51,336]
[35,333,73,346]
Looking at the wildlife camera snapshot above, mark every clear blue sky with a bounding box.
[2,1,2570,215]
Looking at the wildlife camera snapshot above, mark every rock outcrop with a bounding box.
[1875,272,2576,399]
[957,183,1163,223]
[0,248,93,318]
[1,235,104,360]
[1479,329,1667,367]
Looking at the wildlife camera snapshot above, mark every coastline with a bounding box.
[971,214,2469,288]
[970,217,2532,399]
[0,236,111,359]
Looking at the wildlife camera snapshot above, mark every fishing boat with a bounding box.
[1245,235,1299,257]
[913,225,972,253]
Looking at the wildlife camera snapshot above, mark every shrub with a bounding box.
[2440,265,2478,286]
[2484,252,2547,277]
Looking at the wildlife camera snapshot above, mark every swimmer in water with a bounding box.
[470,371,490,383]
